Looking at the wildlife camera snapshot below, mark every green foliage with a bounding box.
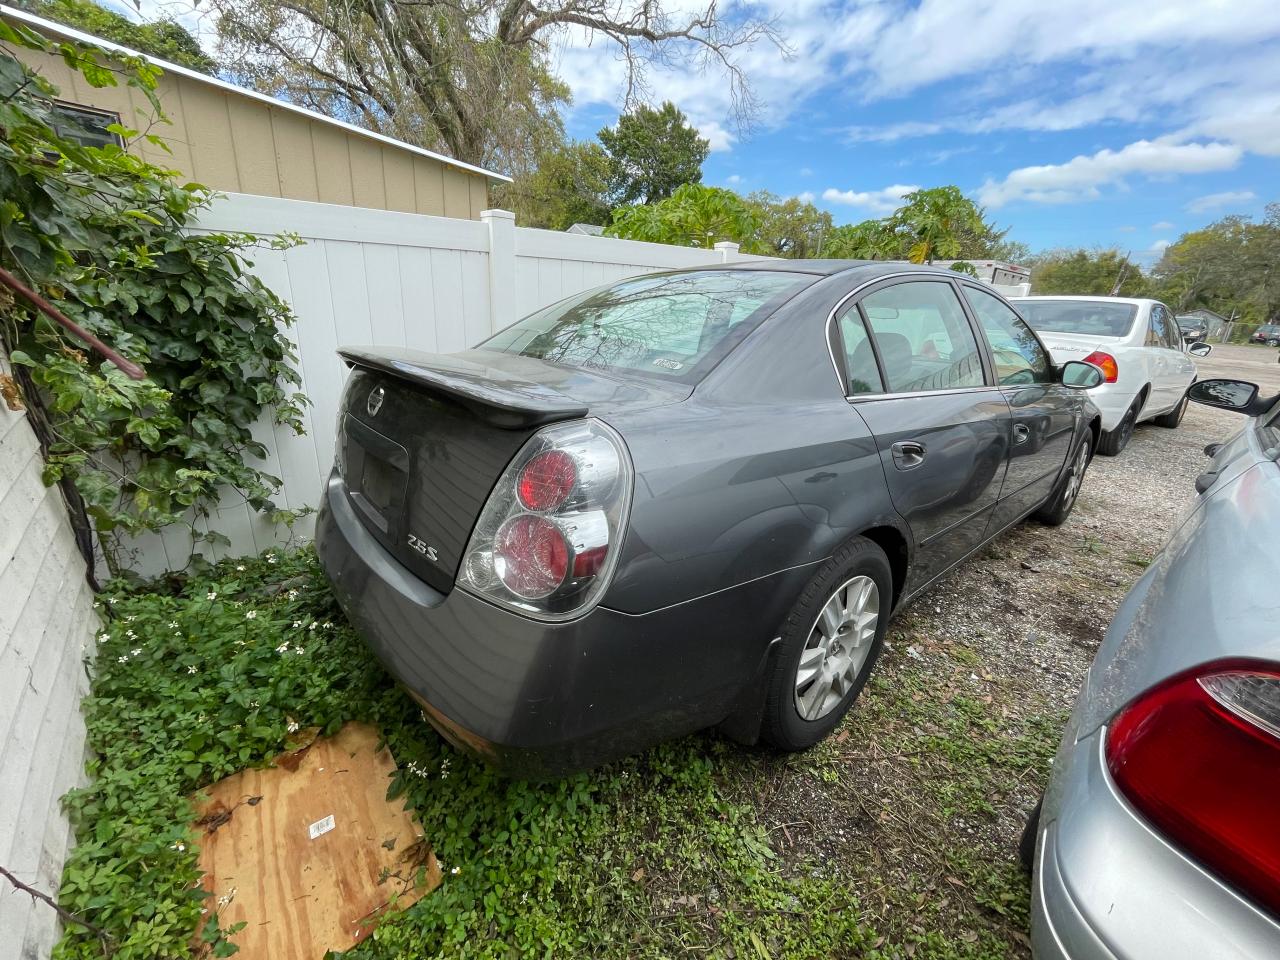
[16,0,217,71]
[0,28,305,570]
[1150,204,1280,322]
[598,101,710,206]
[826,218,904,260]
[1028,248,1148,296]
[744,190,834,258]
[496,141,612,230]
[607,183,760,250]
[61,548,874,959]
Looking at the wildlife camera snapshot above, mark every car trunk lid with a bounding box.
[1033,331,1112,362]
[335,347,686,593]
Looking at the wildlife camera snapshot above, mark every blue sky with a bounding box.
[125,0,1280,262]
[551,0,1280,261]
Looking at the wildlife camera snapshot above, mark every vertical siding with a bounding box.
[0,360,98,960]
[9,38,495,219]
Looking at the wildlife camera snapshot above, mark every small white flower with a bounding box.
[245,610,257,620]
[170,842,186,852]
[265,553,277,564]
[292,646,305,655]
[108,598,118,606]
[232,600,243,607]
[308,622,317,631]
[248,699,259,709]
[117,655,128,663]
[287,590,299,600]
[206,592,217,601]
[235,565,245,572]
[187,665,198,674]
[125,629,136,639]
[322,622,333,630]
[292,621,302,628]
[92,601,100,609]
[276,642,290,653]
[97,633,109,643]
[168,621,179,629]
[131,648,141,656]
[125,615,136,623]
[286,720,300,733]
[450,866,460,875]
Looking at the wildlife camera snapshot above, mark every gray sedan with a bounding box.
[1025,377,1280,958]
[316,262,1103,775]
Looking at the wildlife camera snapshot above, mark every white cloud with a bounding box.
[1117,225,1136,232]
[1151,221,1175,230]
[795,191,816,203]
[1149,239,1171,253]
[1186,190,1257,213]
[978,138,1242,208]
[725,174,743,185]
[799,167,813,177]
[694,118,735,153]
[821,184,919,214]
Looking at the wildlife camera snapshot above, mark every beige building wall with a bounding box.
[13,43,493,219]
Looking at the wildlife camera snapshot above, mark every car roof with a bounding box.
[684,259,979,282]
[1010,295,1156,306]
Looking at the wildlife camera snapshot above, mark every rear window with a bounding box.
[1016,300,1138,338]
[480,270,813,380]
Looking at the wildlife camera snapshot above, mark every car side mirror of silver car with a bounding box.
[1060,360,1105,389]
[1187,378,1278,416]
[1187,342,1213,358]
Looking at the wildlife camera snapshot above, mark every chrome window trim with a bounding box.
[845,385,996,404]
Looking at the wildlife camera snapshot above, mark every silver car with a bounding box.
[1024,376,1280,959]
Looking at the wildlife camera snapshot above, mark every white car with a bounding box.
[1010,296,1209,455]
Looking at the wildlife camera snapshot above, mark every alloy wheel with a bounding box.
[1063,440,1089,509]
[793,575,880,721]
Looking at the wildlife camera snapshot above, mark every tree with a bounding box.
[498,142,612,230]
[1029,249,1149,297]
[744,191,832,258]
[598,101,709,206]
[825,219,903,260]
[606,184,759,249]
[206,0,776,174]
[1151,207,1280,322]
[892,185,988,264]
[15,0,216,71]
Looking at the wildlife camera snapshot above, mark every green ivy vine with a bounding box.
[0,19,306,574]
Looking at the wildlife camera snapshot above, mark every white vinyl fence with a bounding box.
[125,194,767,574]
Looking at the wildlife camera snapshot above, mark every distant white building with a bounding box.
[567,223,605,236]
[933,259,1032,298]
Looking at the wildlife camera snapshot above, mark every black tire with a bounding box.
[1153,389,1190,428]
[1034,431,1093,526]
[1096,397,1140,456]
[1269,338,1280,347]
[760,536,892,751]
[1018,798,1043,872]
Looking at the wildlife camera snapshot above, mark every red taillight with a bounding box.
[493,514,569,599]
[517,450,577,511]
[1082,351,1119,383]
[1106,661,1280,918]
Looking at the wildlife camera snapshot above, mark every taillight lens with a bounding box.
[458,419,632,619]
[1082,351,1118,383]
[1106,661,1280,919]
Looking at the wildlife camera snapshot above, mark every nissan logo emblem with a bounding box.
[367,386,385,417]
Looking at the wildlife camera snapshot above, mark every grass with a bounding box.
[56,546,1070,960]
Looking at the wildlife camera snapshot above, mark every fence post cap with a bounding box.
[481,209,516,222]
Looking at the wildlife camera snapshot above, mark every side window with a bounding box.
[1157,304,1181,349]
[860,281,985,393]
[1147,305,1172,348]
[836,305,884,395]
[963,286,1052,385]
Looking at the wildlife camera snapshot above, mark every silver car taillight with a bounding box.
[458,419,633,620]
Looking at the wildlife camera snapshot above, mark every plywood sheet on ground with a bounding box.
[193,722,439,960]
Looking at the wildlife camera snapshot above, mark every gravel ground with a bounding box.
[734,344,1275,958]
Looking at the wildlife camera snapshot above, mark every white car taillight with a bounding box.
[458,419,633,620]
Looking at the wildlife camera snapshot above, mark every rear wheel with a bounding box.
[761,536,891,751]
[1035,431,1092,526]
[1153,388,1190,428]
[1097,397,1140,456]
[1019,798,1043,872]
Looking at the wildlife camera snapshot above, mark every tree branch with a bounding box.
[0,865,114,956]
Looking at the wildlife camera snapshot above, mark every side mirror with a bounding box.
[1187,378,1276,416]
[1060,360,1105,389]
[1188,341,1213,358]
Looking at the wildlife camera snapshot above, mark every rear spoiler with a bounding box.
[338,347,588,429]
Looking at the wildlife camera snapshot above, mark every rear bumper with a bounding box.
[1082,382,1139,433]
[316,473,808,776]
[1032,729,1280,959]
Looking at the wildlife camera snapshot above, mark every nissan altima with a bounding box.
[316,262,1104,775]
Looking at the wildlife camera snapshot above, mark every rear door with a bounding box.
[835,278,1011,593]
[1145,303,1181,413]
[963,284,1076,528]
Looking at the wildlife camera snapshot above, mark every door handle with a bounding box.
[1013,423,1030,444]
[891,440,926,470]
